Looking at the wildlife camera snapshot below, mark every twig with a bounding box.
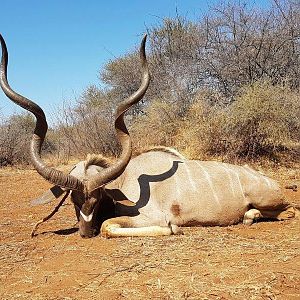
[81,263,140,290]
[31,191,70,238]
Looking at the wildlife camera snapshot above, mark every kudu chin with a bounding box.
[0,34,298,239]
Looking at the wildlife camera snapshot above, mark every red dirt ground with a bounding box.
[0,164,299,300]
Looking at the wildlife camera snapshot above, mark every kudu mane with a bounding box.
[84,154,112,171]
[84,146,185,172]
[134,146,186,160]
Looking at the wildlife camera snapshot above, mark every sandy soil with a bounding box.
[0,164,299,300]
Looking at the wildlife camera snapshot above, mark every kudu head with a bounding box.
[0,34,150,238]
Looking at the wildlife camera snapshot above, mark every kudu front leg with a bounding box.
[100,216,183,238]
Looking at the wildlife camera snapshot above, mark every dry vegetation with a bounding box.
[1,0,299,166]
[0,164,299,299]
[131,81,300,163]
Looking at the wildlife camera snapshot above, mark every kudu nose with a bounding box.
[80,231,92,238]
[80,230,97,238]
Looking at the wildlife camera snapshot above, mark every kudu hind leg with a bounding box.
[243,204,297,225]
[243,209,263,225]
[259,205,297,221]
[100,216,183,238]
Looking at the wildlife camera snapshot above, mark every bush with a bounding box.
[6,1,298,166]
[98,1,300,116]
[0,113,58,166]
[0,113,33,166]
[224,82,300,160]
[179,82,300,161]
[52,89,120,160]
[131,100,181,152]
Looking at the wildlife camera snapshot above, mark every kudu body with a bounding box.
[0,34,297,239]
[70,149,297,238]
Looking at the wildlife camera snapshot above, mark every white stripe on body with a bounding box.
[219,163,237,198]
[195,162,220,204]
[242,166,261,185]
[243,165,273,189]
[262,176,273,188]
[183,164,197,191]
[169,158,181,197]
[223,164,246,200]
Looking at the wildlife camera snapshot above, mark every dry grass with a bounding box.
[0,163,299,299]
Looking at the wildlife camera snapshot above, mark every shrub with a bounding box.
[0,113,33,166]
[180,81,300,161]
[0,113,57,166]
[224,82,300,160]
[131,100,181,152]
[52,92,120,160]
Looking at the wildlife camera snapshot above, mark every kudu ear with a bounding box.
[31,185,65,206]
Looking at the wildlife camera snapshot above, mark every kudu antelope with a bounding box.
[0,34,297,239]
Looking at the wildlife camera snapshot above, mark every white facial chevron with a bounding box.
[80,210,94,222]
